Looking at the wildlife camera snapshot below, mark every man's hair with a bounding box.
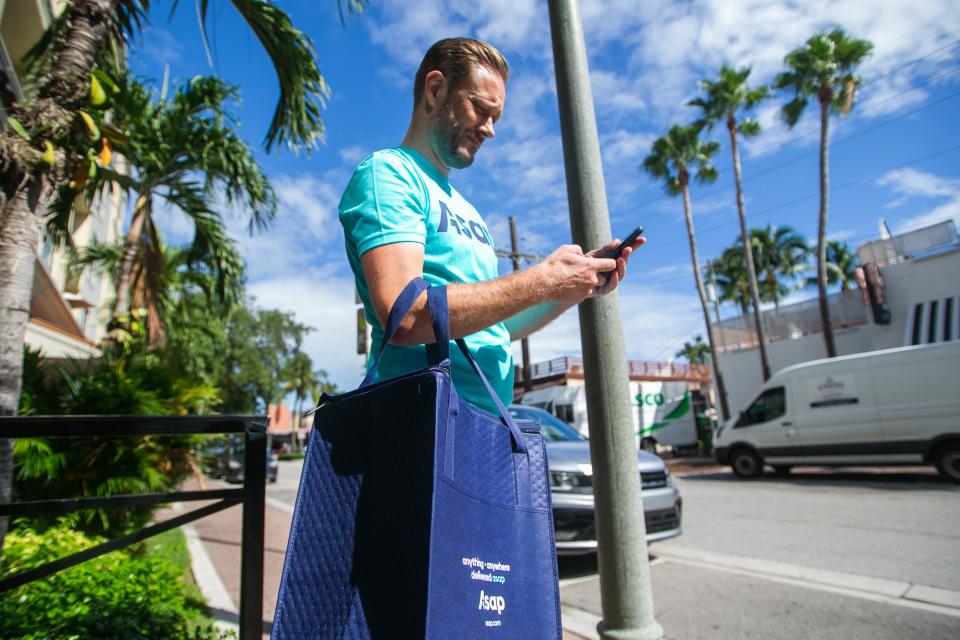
[413,38,509,107]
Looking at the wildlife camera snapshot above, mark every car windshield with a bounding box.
[509,406,587,442]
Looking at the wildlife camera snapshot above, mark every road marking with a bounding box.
[652,545,960,618]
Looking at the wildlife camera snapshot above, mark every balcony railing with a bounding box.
[515,356,712,384]
[713,288,869,352]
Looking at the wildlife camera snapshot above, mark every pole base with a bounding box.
[597,620,664,640]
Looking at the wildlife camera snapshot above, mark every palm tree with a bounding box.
[284,350,316,453]
[643,125,730,421]
[74,233,244,349]
[806,240,858,291]
[710,245,752,313]
[0,0,364,549]
[825,240,858,291]
[675,336,709,366]
[751,225,811,309]
[773,28,873,357]
[61,69,266,347]
[689,65,773,380]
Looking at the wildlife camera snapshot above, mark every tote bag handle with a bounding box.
[427,285,527,454]
[360,278,527,453]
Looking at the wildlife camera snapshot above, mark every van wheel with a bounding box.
[730,448,763,479]
[934,444,960,483]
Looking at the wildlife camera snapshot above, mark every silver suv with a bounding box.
[508,404,682,555]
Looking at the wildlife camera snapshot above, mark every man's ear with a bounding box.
[423,70,447,113]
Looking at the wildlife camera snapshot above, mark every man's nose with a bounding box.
[479,117,496,140]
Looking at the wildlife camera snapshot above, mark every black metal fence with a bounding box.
[0,415,268,640]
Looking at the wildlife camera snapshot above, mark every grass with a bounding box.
[143,528,231,636]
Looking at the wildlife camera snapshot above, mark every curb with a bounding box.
[653,545,960,618]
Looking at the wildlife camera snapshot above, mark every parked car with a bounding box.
[508,404,682,555]
[714,342,960,481]
[210,436,279,483]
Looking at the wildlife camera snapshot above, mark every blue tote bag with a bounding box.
[271,278,561,639]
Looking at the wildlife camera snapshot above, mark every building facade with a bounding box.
[714,220,960,414]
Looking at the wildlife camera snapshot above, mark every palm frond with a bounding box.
[225,0,329,152]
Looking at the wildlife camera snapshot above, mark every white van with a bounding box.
[713,342,960,481]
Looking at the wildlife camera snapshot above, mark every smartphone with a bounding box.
[596,225,644,260]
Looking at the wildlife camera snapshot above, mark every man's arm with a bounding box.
[361,242,618,346]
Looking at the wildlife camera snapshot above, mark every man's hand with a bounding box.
[535,245,618,306]
[585,236,646,297]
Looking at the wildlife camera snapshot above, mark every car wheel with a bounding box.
[772,465,792,476]
[730,448,763,479]
[934,443,960,483]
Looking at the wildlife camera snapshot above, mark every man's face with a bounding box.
[430,65,505,170]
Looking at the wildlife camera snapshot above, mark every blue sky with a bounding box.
[131,0,960,390]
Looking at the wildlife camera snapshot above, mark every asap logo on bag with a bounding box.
[478,590,506,615]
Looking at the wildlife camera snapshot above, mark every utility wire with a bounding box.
[639,143,960,257]
[631,87,960,227]
[626,43,960,223]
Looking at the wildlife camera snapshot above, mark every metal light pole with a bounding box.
[547,1,662,638]
[509,216,534,391]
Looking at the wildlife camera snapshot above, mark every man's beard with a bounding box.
[432,101,475,170]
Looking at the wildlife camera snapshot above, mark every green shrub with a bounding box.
[0,525,234,640]
[15,345,208,538]
[278,451,305,461]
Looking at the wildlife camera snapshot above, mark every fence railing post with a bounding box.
[239,418,267,640]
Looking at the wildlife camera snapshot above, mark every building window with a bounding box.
[911,304,923,346]
[945,298,954,342]
[928,300,939,344]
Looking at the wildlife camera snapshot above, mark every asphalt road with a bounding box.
[560,466,960,639]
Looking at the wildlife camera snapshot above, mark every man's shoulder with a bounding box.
[355,147,420,175]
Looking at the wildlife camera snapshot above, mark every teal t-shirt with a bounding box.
[338,146,514,413]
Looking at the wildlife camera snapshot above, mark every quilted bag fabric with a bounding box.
[271,278,561,639]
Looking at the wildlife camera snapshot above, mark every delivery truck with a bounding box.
[521,380,700,451]
[714,341,960,481]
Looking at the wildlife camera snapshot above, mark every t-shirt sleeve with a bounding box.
[339,153,430,257]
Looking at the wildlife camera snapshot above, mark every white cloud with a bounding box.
[877,168,960,233]
[338,145,369,166]
[514,275,705,366]
[248,271,367,391]
[601,129,655,167]
[827,228,858,242]
[226,173,345,279]
[135,27,183,66]
[591,70,647,117]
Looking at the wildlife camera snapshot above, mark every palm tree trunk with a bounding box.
[728,121,772,380]
[0,0,120,552]
[817,96,837,357]
[113,194,150,324]
[0,187,41,548]
[681,182,730,421]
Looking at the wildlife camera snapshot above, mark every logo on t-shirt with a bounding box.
[437,200,493,247]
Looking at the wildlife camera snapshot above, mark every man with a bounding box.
[339,38,643,412]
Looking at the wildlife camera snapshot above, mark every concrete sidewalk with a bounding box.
[157,477,291,639]
[559,549,960,640]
